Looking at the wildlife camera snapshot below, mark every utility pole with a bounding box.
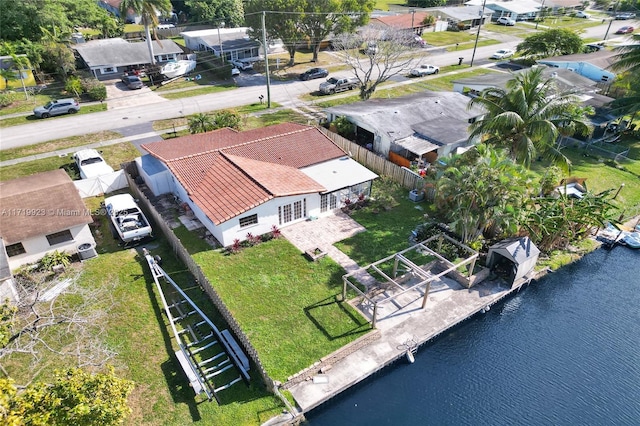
[262,11,271,108]
[535,0,546,30]
[470,0,486,67]
[217,21,225,63]
[603,0,620,41]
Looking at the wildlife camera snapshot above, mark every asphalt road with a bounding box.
[0,18,636,150]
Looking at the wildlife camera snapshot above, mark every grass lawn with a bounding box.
[534,16,604,31]
[159,85,236,100]
[423,31,479,46]
[0,103,107,128]
[446,39,500,52]
[190,239,371,382]
[0,131,122,162]
[373,0,406,11]
[0,142,139,182]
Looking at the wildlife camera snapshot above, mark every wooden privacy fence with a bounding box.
[319,127,425,190]
[123,165,274,391]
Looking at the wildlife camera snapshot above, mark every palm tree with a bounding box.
[188,113,214,134]
[9,54,31,100]
[0,68,17,91]
[469,67,592,171]
[612,40,640,76]
[119,0,172,65]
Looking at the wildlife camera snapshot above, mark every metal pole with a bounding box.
[535,0,546,30]
[470,0,486,67]
[604,0,620,40]
[262,11,271,108]
[217,25,224,63]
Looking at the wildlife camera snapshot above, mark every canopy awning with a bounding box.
[393,135,439,156]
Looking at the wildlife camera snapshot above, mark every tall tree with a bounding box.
[469,67,593,170]
[516,28,584,59]
[332,27,418,100]
[245,0,306,66]
[119,0,172,65]
[298,0,374,63]
[185,0,245,28]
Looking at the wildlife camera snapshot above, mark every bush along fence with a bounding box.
[319,127,425,191]
[122,163,274,393]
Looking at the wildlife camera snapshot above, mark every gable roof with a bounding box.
[0,170,92,245]
[537,49,619,70]
[142,123,346,224]
[371,12,431,29]
[74,38,184,68]
[325,91,484,146]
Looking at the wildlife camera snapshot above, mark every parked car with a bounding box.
[616,26,635,34]
[497,17,515,26]
[300,67,329,81]
[584,42,606,52]
[410,64,440,77]
[490,49,514,59]
[104,194,153,245]
[73,149,114,179]
[615,12,636,20]
[33,98,80,118]
[230,59,253,71]
[231,67,240,77]
[319,76,358,95]
[121,74,144,90]
[575,11,591,18]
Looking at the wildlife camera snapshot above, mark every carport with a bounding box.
[486,237,540,287]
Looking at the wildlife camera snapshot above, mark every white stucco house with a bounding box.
[536,50,618,83]
[74,38,184,78]
[324,92,485,167]
[0,170,97,270]
[138,123,378,246]
[465,0,541,21]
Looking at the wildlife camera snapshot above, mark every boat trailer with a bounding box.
[143,248,250,402]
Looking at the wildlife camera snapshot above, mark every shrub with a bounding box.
[40,250,71,271]
[81,77,106,101]
[0,91,20,108]
[270,225,282,239]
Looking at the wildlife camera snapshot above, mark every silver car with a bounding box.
[33,98,80,118]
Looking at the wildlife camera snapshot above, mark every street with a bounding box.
[0,18,636,150]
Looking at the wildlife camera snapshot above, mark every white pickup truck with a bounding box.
[104,194,153,244]
[319,76,358,95]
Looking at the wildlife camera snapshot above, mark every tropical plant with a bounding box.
[469,67,593,170]
[431,145,533,243]
[65,76,83,98]
[184,0,245,28]
[40,250,71,271]
[0,68,17,90]
[212,109,241,130]
[119,0,172,65]
[188,112,215,134]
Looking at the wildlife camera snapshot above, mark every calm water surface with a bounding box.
[304,247,640,425]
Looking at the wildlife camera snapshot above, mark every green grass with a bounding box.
[0,142,140,181]
[159,85,236,100]
[243,108,311,129]
[191,238,371,382]
[373,0,405,11]
[0,131,122,161]
[423,31,480,46]
[445,39,500,52]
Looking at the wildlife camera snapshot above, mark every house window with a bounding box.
[239,214,258,228]
[102,67,116,74]
[5,242,25,257]
[46,230,73,246]
[279,200,306,224]
[293,200,306,220]
[321,193,339,213]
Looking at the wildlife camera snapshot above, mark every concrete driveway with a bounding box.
[104,78,168,110]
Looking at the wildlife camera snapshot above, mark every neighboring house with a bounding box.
[370,11,433,34]
[544,0,584,11]
[324,92,485,167]
[138,123,378,246]
[180,28,283,62]
[98,0,138,23]
[0,55,36,91]
[452,66,601,97]
[74,38,184,78]
[536,50,618,83]
[0,170,97,270]
[0,239,19,303]
[435,5,493,30]
[465,0,542,21]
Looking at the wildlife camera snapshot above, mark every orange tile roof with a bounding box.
[142,123,346,225]
[0,170,92,244]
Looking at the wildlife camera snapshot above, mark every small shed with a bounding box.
[486,237,540,286]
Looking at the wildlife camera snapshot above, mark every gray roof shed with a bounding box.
[487,237,540,285]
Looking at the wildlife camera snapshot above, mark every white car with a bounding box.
[73,149,114,179]
[490,49,514,59]
[410,64,440,77]
[575,11,590,19]
[230,59,252,71]
[231,67,240,77]
[497,17,515,26]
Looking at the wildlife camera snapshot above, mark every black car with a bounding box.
[299,68,329,81]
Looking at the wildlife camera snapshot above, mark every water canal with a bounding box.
[304,246,640,425]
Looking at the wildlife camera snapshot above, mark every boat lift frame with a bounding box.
[143,248,250,402]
